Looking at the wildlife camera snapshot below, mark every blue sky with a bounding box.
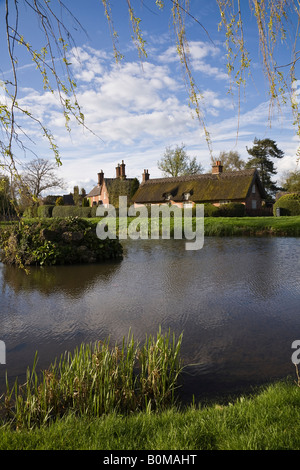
[1,0,299,195]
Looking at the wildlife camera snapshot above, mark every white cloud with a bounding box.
[11,42,298,190]
[157,41,228,80]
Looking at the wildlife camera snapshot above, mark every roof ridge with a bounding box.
[142,168,256,185]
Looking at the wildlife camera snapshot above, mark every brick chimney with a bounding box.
[97,170,104,186]
[116,164,121,179]
[142,169,150,183]
[120,160,126,180]
[212,161,223,175]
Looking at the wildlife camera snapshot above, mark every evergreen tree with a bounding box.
[245,138,284,199]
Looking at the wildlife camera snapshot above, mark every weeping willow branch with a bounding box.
[1,0,88,180]
[1,0,299,183]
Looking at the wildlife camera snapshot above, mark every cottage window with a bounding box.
[252,200,257,210]
[183,192,190,201]
[165,193,172,201]
[252,184,256,194]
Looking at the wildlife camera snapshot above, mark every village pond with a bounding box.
[0,236,299,402]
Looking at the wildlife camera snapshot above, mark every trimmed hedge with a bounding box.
[204,202,246,217]
[52,206,92,218]
[273,193,300,216]
[37,205,54,218]
[23,206,38,218]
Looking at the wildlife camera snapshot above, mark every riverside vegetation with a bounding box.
[0,217,123,267]
[0,329,183,429]
[0,332,299,450]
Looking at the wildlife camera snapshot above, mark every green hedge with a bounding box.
[204,202,246,217]
[37,205,55,218]
[52,206,92,218]
[273,193,300,216]
[23,206,38,218]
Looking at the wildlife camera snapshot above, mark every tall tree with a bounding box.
[212,150,245,171]
[158,144,204,177]
[281,169,300,193]
[19,157,65,200]
[245,138,284,199]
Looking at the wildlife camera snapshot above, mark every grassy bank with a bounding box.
[89,215,300,237]
[0,379,299,450]
[0,330,299,450]
[1,216,300,238]
[203,216,300,237]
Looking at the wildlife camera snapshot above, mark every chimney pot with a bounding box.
[212,161,223,175]
[142,169,150,183]
[98,170,104,186]
[120,160,126,179]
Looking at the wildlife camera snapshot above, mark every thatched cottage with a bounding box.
[131,161,266,214]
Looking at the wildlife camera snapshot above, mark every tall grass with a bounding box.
[0,329,183,429]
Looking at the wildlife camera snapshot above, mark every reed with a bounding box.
[0,329,183,429]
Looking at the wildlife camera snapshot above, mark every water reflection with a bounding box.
[1,260,122,298]
[0,237,299,401]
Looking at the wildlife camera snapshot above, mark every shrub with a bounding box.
[273,193,300,216]
[52,206,92,218]
[204,203,221,217]
[55,197,64,206]
[203,203,245,217]
[23,206,38,218]
[0,217,123,266]
[218,203,246,217]
[37,205,54,218]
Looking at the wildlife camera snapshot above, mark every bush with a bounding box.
[204,203,221,217]
[273,193,300,216]
[55,197,64,206]
[0,217,123,266]
[37,205,54,218]
[218,203,246,217]
[23,206,38,218]
[52,206,92,218]
[203,202,246,217]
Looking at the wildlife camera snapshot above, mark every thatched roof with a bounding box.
[132,169,265,204]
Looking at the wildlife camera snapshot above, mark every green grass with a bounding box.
[88,215,300,237]
[203,216,300,236]
[0,379,299,450]
[1,216,300,237]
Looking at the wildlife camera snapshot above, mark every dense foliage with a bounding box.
[0,217,123,266]
[52,205,94,218]
[37,205,54,218]
[273,193,300,216]
[204,203,246,218]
